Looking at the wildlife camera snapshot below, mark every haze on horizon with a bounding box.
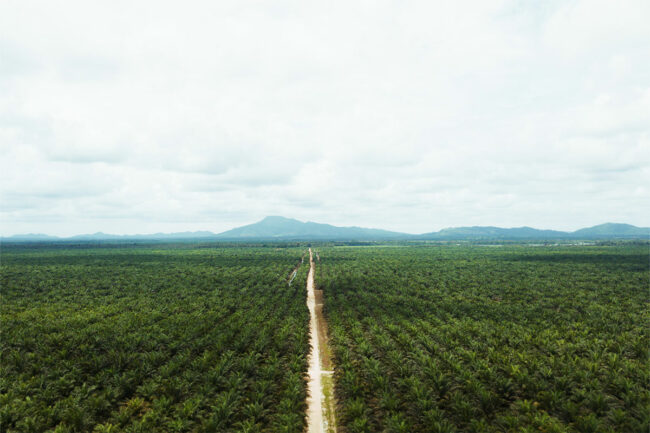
[1,1,649,237]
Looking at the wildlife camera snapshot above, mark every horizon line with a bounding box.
[2,218,647,239]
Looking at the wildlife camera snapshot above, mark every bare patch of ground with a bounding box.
[305,249,336,433]
[314,289,332,371]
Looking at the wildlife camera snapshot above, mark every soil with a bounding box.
[305,249,336,433]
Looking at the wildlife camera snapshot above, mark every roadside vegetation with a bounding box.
[315,244,649,432]
[1,245,310,432]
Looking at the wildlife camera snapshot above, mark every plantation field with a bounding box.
[2,242,648,433]
[315,244,649,432]
[1,244,310,433]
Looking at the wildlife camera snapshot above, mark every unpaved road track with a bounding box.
[306,249,336,433]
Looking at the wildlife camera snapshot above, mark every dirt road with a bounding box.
[306,248,336,433]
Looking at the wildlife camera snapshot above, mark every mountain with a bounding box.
[67,232,123,240]
[3,233,60,241]
[67,231,219,240]
[2,219,647,242]
[571,223,649,238]
[418,226,569,240]
[2,231,218,242]
[215,216,407,240]
[418,223,648,240]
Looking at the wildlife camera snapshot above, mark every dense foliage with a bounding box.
[315,245,649,433]
[1,245,310,433]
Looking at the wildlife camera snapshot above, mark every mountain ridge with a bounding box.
[214,216,405,240]
[417,223,648,240]
[2,219,648,241]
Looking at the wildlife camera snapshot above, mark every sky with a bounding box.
[1,0,649,236]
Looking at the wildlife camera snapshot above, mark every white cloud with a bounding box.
[1,0,648,236]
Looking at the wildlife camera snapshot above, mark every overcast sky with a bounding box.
[1,0,649,236]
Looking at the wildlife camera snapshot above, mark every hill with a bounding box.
[215,216,407,240]
[418,226,569,240]
[3,219,647,242]
[2,233,60,241]
[2,231,218,242]
[67,231,217,241]
[571,223,649,238]
[418,223,648,240]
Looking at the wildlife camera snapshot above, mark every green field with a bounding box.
[316,245,649,432]
[1,245,310,432]
[1,243,648,432]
